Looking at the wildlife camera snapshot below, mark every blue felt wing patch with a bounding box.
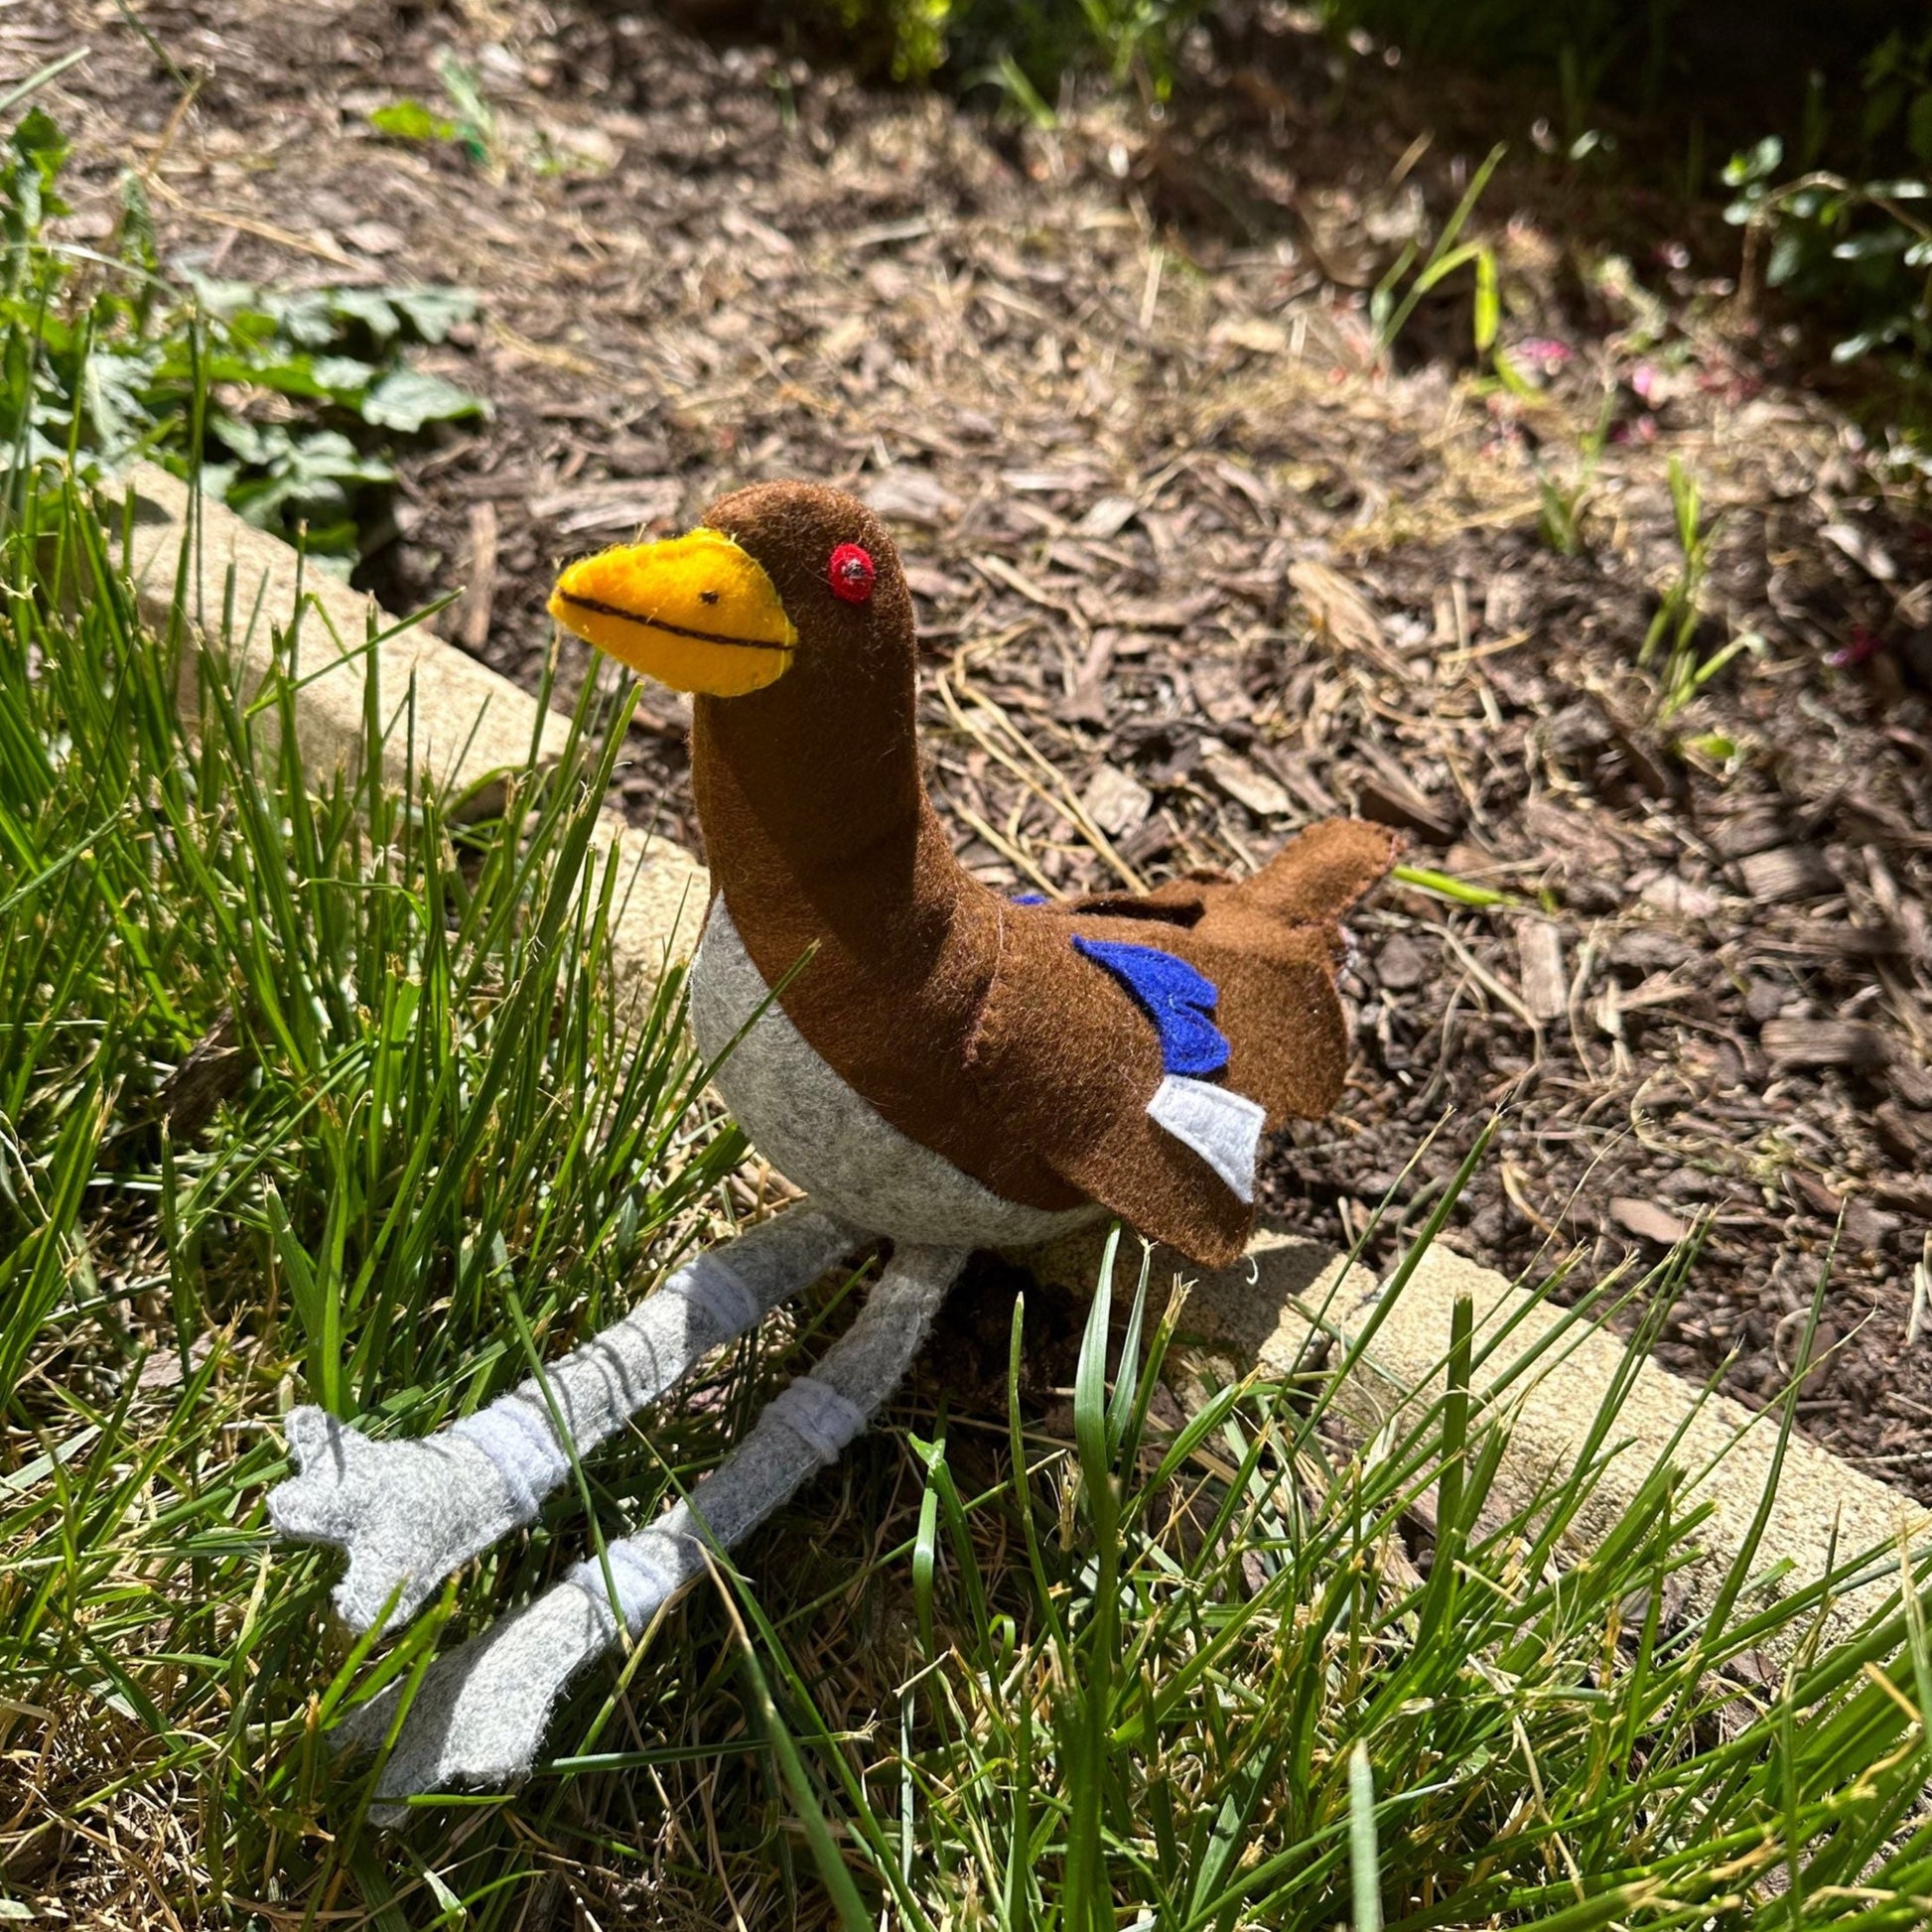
[1071,935,1230,1077]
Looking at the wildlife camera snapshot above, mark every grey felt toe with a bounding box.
[268,1409,519,1635]
[338,1580,615,1823]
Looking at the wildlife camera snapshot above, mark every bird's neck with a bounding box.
[691,673,971,977]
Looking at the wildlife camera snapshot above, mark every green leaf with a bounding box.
[182,271,259,318]
[194,350,332,399]
[1766,230,1807,289]
[1472,248,1499,354]
[327,288,402,345]
[309,354,378,396]
[369,99,459,143]
[1722,135,1782,187]
[358,368,486,432]
[387,286,479,344]
[264,289,340,347]
[1911,91,1932,165]
[209,413,288,467]
[279,428,393,483]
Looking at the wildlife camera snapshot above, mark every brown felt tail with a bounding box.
[1226,819,1401,928]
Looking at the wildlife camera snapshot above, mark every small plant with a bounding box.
[803,0,1212,93]
[369,50,497,168]
[1638,456,1761,720]
[182,275,485,548]
[1725,138,1932,372]
[1,98,486,558]
[1370,143,1506,363]
[1532,385,1614,556]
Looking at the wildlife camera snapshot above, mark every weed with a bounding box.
[1638,455,1762,719]
[2,94,485,560]
[1370,143,1506,364]
[1532,386,1615,557]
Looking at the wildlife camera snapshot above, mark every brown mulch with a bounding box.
[35,0,1932,1495]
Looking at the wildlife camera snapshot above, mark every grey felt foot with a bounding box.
[336,1580,614,1821]
[268,1407,521,1635]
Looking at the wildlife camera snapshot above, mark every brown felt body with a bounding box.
[685,482,1397,1270]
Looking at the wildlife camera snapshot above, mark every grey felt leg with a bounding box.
[339,1241,968,1813]
[268,1207,860,1635]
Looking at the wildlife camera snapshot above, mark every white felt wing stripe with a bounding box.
[1146,1073,1266,1203]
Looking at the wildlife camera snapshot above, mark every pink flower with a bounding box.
[1828,624,1883,669]
[1518,337,1573,372]
[1630,362,1660,402]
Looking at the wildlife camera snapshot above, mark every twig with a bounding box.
[934,669,1145,892]
[145,174,359,270]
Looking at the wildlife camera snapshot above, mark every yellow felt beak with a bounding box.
[547,528,797,697]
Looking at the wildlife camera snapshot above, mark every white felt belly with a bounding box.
[688,899,1100,1248]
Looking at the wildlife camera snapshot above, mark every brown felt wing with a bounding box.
[967,905,1256,1268]
[970,819,1399,1270]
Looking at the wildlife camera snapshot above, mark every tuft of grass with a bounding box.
[1370,143,1507,363]
[0,458,754,1921]
[1637,455,1763,721]
[748,1163,1932,1929]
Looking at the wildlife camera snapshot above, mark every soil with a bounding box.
[35,1,1932,1494]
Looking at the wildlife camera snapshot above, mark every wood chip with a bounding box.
[1875,1100,1930,1162]
[151,1010,249,1138]
[1209,317,1291,354]
[1820,520,1899,583]
[1080,762,1153,837]
[1515,919,1569,1023]
[999,468,1096,493]
[1874,1175,1932,1216]
[1074,494,1139,539]
[1711,812,1792,860]
[975,553,1075,611]
[1759,1019,1891,1072]
[460,499,497,652]
[1289,559,1384,660]
[1758,920,1901,960]
[1889,1057,1932,1109]
[1355,772,1458,846]
[530,476,681,535]
[1083,589,1215,629]
[1785,1170,1844,1218]
[1638,874,1722,919]
[1608,929,1696,972]
[1844,1198,1902,1251]
[1201,744,1293,818]
[902,564,967,601]
[1610,1196,1691,1245]
[1373,933,1430,992]
[1188,660,1251,726]
[865,470,962,527]
[1736,845,1841,903]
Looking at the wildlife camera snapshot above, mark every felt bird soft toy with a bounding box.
[268,482,1396,1806]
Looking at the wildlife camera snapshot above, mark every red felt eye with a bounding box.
[828,542,876,604]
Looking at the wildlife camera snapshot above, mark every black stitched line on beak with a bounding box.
[556,591,790,652]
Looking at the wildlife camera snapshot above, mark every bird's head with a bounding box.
[546,481,910,701]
